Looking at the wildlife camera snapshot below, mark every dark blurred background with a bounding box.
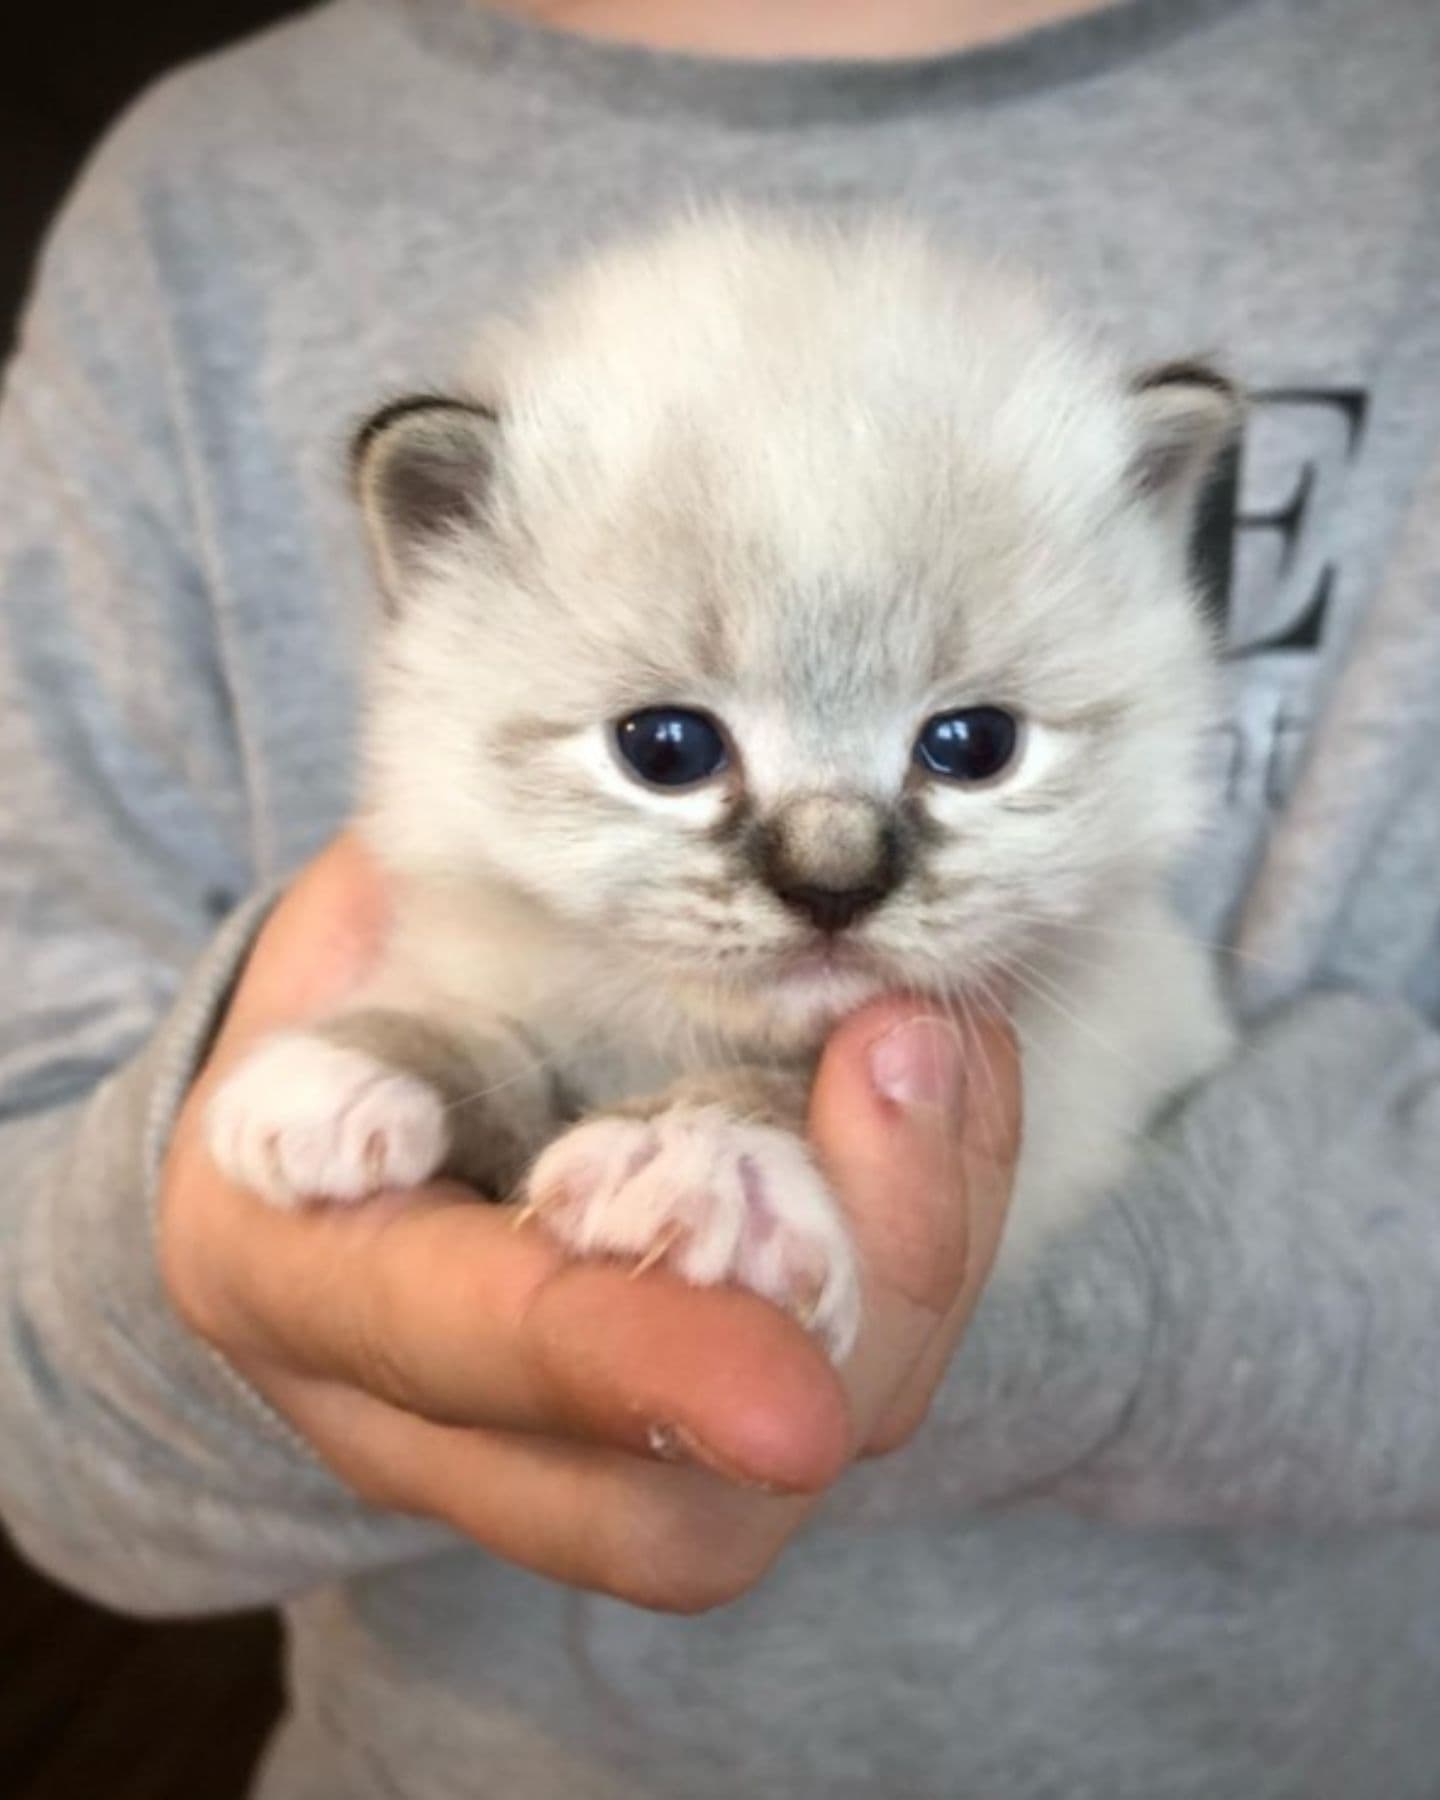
[3,11,306,1792]
[5,1,303,343]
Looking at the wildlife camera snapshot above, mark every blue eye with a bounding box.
[615,707,729,789]
[914,707,1020,783]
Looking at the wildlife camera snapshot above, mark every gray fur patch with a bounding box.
[319,1008,564,1198]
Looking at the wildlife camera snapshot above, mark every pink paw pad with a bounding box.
[523,1108,861,1360]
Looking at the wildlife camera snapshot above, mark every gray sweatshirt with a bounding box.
[3,1,1440,1794]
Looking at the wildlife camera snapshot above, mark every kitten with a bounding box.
[208,212,1238,1361]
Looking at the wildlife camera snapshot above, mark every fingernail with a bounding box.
[645,1422,782,1493]
[868,1016,967,1113]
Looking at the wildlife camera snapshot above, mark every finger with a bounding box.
[267,1372,811,1614]
[213,833,392,1047]
[807,996,1021,1431]
[164,1132,850,1494]
[861,1281,989,1458]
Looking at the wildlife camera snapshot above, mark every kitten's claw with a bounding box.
[629,1220,687,1278]
[207,1031,451,1208]
[524,1108,861,1361]
[363,1131,388,1187]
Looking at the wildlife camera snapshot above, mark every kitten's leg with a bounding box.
[524,1068,862,1362]
[207,1009,563,1209]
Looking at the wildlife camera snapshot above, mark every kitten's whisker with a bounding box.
[442,1066,545,1114]
[440,1015,608,1116]
[997,955,1167,1156]
[947,906,1283,973]
[1004,954,1149,1083]
[958,981,1001,1132]
[966,967,1010,1132]
[903,950,1003,1189]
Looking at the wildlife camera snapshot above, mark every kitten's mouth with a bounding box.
[663,935,896,1039]
[774,939,878,983]
[760,938,893,1020]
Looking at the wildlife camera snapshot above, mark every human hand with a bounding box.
[160,834,1020,1611]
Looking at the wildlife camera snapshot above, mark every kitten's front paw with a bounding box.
[207,1031,450,1209]
[523,1109,861,1361]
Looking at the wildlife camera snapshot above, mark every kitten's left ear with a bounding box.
[350,395,500,606]
[1127,361,1244,520]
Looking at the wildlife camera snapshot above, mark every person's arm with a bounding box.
[0,127,454,1608]
[839,989,1440,1528]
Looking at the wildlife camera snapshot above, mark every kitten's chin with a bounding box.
[737,944,895,1037]
[659,944,893,1044]
[760,960,890,1034]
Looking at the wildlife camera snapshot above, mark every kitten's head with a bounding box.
[357,213,1239,1036]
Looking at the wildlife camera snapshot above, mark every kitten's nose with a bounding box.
[758,793,901,935]
[770,878,890,935]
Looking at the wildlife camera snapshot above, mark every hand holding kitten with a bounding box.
[161,834,1020,1610]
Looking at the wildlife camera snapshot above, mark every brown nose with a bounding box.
[769,878,891,934]
[758,793,900,934]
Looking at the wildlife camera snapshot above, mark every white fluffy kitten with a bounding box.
[209,213,1237,1361]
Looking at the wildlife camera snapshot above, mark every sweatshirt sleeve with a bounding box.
[0,123,443,1616]
[837,990,1440,1530]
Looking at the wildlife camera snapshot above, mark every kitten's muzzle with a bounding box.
[756,793,902,936]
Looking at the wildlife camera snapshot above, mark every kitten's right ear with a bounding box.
[350,396,500,606]
[1127,361,1243,522]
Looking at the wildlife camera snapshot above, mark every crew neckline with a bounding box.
[393,0,1254,127]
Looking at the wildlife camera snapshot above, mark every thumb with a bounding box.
[807,998,1021,1431]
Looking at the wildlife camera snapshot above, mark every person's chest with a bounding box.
[189,0,1440,1008]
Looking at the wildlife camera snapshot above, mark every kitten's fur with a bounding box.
[208,213,1237,1360]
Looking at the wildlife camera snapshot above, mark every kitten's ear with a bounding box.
[1127,361,1243,520]
[351,395,500,604]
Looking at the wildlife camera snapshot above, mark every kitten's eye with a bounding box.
[614,707,729,789]
[914,707,1020,783]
